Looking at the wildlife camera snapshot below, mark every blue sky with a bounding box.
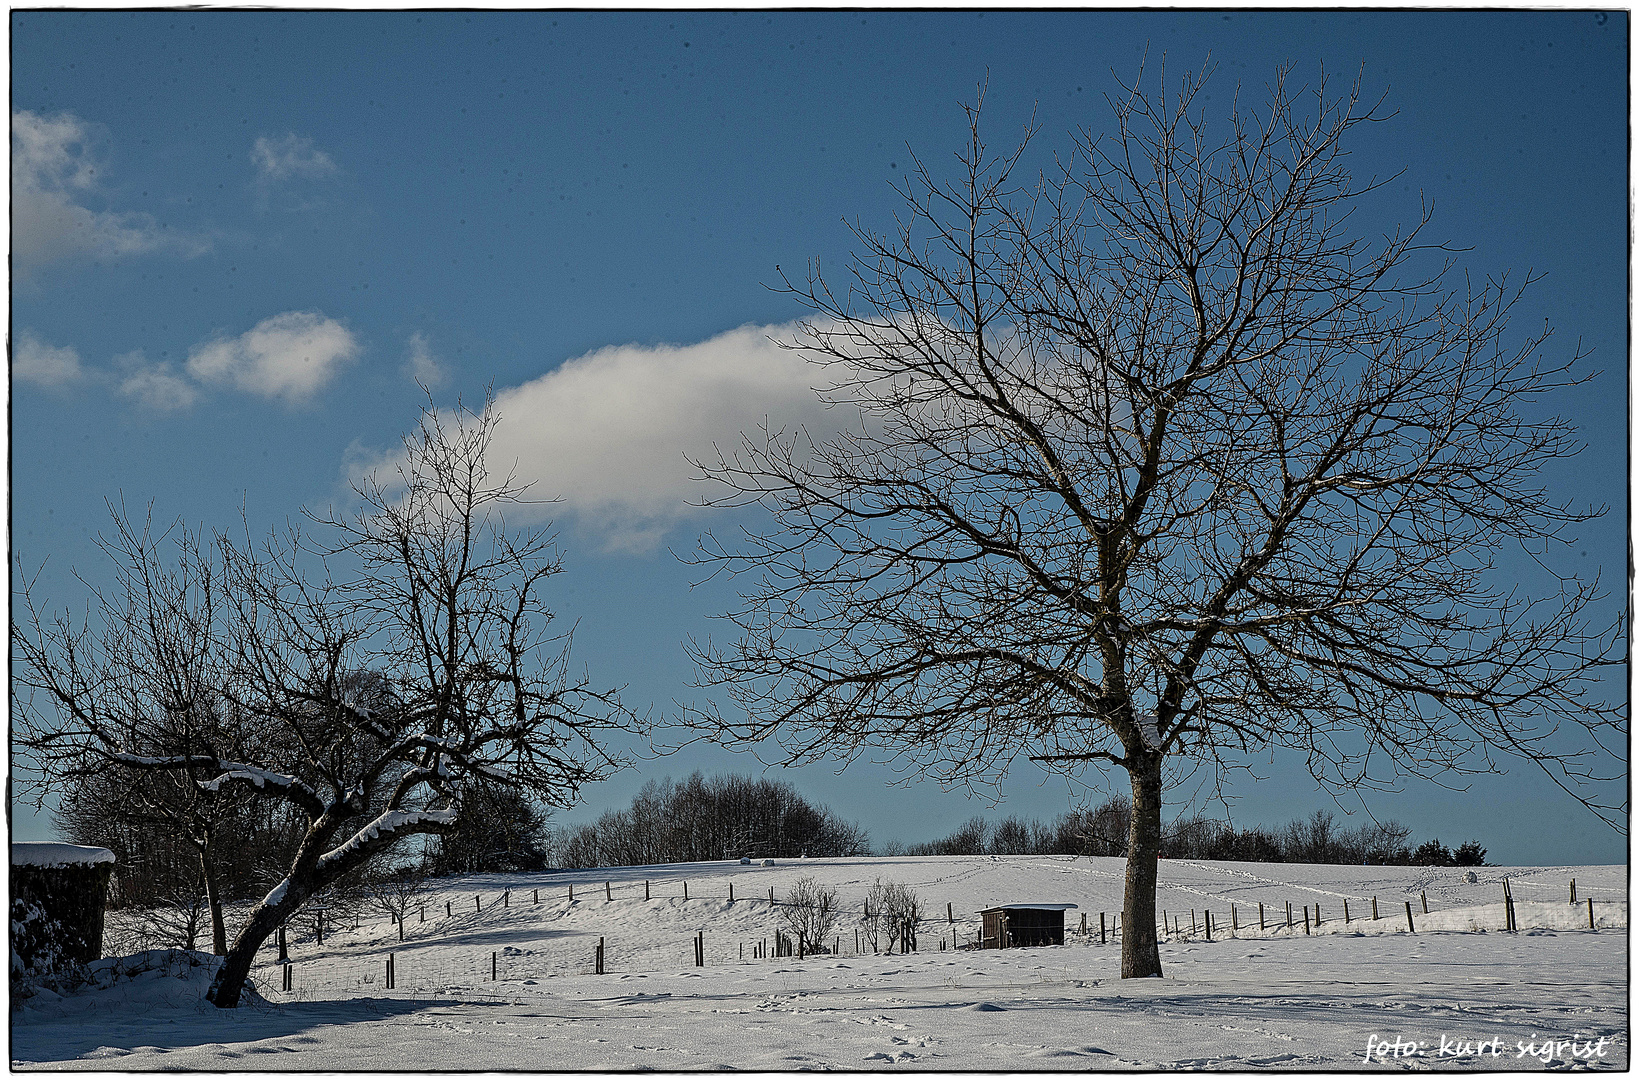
[10,10,1628,863]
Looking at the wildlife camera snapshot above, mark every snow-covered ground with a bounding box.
[12,856,1627,1070]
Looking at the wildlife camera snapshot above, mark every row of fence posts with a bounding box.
[272,874,1608,992]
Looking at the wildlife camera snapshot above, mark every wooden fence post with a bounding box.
[1205,911,1212,941]
[729,882,734,903]
[948,902,954,924]
[1404,901,1415,933]
[1100,912,1107,945]
[1571,878,1577,904]
[475,895,481,912]
[606,881,612,902]
[645,881,650,901]
[596,937,605,975]
[1371,896,1378,920]
[387,953,394,990]
[420,906,425,923]
[534,889,539,904]
[446,900,452,917]
[568,884,573,903]
[1343,899,1350,924]
[1315,904,1321,927]
[317,910,323,946]
[1303,906,1310,935]
[398,915,404,942]
[1588,897,1595,929]
[278,925,288,963]
[683,881,689,901]
[1420,892,1428,914]
[503,890,509,908]
[1258,902,1265,931]
[492,951,498,980]
[1231,905,1237,933]
[1286,901,1293,930]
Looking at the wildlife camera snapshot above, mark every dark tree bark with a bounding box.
[687,64,1624,979]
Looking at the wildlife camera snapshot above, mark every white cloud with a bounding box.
[403,331,447,388]
[186,312,360,403]
[476,323,846,554]
[115,351,197,412]
[251,134,337,181]
[11,110,208,272]
[14,329,85,387]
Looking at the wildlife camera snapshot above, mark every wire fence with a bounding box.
[247,875,1623,1004]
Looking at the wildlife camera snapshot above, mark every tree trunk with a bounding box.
[200,846,228,957]
[206,884,306,1008]
[1121,754,1163,978]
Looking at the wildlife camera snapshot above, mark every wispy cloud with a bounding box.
[115,351,197,412]
[14,329,85,387]
[403,331,447,388]
[472,323,844,554]
[251,133,337,181]
[187,312,361,403]
[11,110,209,272]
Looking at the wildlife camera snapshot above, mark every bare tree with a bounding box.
[688,64,1624,978]
[779,876,842,955]
[14,399,630,1006]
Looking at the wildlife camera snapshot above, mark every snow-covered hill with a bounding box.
[12,855,1627,1070]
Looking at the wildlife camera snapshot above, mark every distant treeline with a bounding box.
[889,801,1486,867]
[552,773,871,869]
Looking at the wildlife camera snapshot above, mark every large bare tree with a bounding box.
[688,66,1625,978]
[14,401,630,1006]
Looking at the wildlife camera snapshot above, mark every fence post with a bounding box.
[1343,899,1350,924]
[1303,906,1310,934]
[399,915,404,942]
[278,925,288,963]
[476,895,481,912]
[387,953,394,990]
[683,881,689,901]
[283,962,292,992]
[1421,891,1428,914]
[729,882,734,903]
[645,881,650,901]
[1205,911,1212,941]
[1231,905,1237,933]
[534,889,539,904]
[1315,904,1321,927]
[492,951,498,980]
[1588,897,1595,929]
[1286,901,1293,930]
[1100,912,1106,945]
[1371,896,1378,920]
[948,902,954,924]
[420,906,425,923]
[596,937,605,975]
[1571,878,1577,904]
[1404,901,1416,933]
[317,910,323,946]
[769,887,775,903]
[569,884,573,903]
[1258,902,1265,931]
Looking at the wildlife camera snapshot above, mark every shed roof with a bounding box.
[978,903,1078,913]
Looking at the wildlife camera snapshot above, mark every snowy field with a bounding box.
[12,855,1627,1071]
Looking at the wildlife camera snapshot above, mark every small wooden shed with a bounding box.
[978,903,1077,949]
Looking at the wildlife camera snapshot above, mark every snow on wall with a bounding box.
[11,844,116,868]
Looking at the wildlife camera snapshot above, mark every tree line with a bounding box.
[893,802,1486,866]
[552,772,870,868]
